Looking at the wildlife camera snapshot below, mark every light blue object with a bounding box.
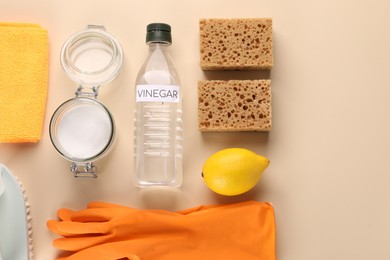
[0,167,3,260]
[0,164,29,260]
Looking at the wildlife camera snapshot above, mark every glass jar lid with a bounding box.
[60,25,123,86]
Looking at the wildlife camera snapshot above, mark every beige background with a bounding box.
[1,0,390,259]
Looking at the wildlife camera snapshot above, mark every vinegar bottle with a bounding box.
[134,23,183,187]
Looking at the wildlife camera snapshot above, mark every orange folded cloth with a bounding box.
[48,201,276,260]
[0,23,48,143]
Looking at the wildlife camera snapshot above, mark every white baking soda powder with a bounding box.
[57,103,112,160]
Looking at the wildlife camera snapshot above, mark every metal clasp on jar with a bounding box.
[70,162,97,178]
[75,85,100,98]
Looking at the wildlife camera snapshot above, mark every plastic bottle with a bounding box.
[134,23,183,187]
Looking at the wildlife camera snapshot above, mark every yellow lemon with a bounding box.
[202,148,270,196]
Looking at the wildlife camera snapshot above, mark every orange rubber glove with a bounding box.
[48,201,276,260]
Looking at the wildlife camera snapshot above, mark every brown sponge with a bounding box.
[198,80,271,132]
[199,18,273,70]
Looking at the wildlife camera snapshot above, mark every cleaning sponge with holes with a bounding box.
[199,18,273,70]
[198,80,271,132]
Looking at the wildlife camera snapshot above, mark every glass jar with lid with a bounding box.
[49,25,123,177]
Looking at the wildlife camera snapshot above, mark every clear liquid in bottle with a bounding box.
[134,23,183,187]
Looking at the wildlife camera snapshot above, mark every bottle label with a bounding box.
[136,85,180,103]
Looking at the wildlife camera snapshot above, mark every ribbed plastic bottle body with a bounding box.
[134,44,183,187]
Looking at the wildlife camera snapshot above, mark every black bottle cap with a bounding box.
[146,23,172,44]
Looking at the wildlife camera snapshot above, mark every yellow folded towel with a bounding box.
[0,23,48,143]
